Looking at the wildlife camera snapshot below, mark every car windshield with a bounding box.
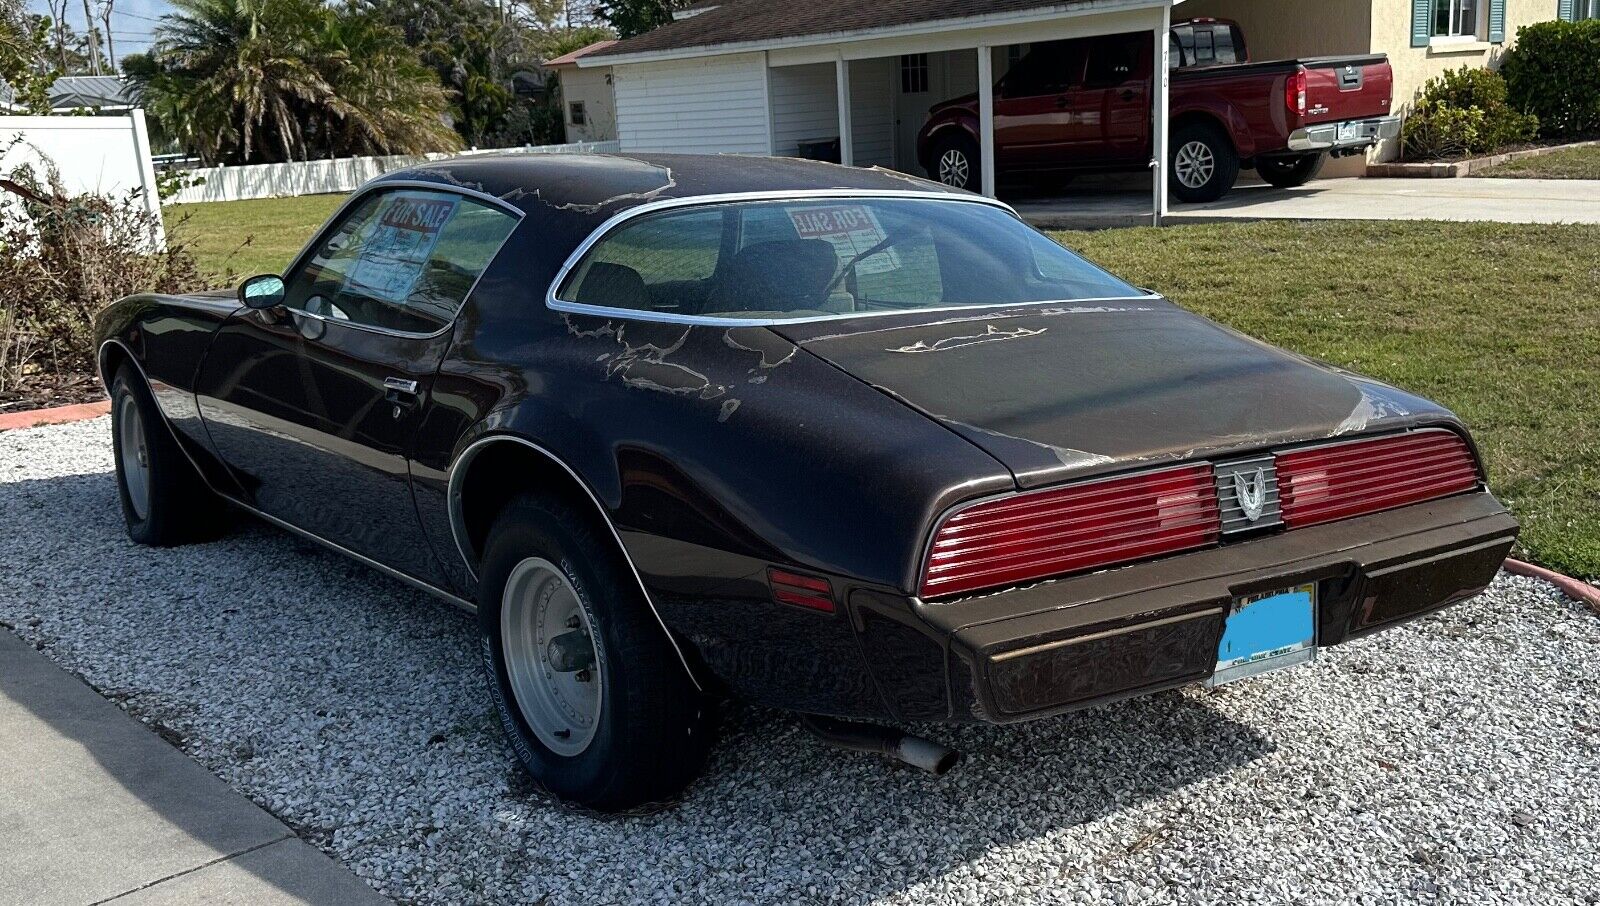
[554,197,1142,321]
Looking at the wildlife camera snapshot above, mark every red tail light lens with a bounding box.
[1277,430,1479,529]
[1287,69,1307,118]
[769,568,836,613]
[921,464,1219,599]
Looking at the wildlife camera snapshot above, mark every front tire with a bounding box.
[1256,152,1326,188]
[927,133,979,190]
[1169,122,1240,203]
[478,492,714,811]
[110,363,224,546]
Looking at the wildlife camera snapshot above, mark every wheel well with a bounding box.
[98,341,130,391]
[1171,111,1236,154]
[919,123,975,171]
[453,438,606,577]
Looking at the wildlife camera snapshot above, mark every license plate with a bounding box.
[1337,121,1362,143]
[1207,583,1317,687]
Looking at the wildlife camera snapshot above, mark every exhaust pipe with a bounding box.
[800,715,961,775]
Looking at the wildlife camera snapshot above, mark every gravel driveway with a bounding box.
[4,417,1598,905]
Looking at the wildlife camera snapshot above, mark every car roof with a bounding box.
[374,152,968,222]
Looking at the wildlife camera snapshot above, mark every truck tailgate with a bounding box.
[1302,54,1392,124]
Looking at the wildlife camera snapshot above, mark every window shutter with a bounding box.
[1489,0,1507,42]
[1412,0,1432,46]
[1557,0,1574,21]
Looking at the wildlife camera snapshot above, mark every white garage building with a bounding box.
[576,0,1180,222]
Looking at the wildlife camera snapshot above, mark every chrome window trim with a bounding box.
[97,338,476,614]
[445,433,705,691]
[274,178,526,341]
[544,189,1155,328]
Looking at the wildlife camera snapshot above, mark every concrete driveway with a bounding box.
[1014,174,1600,229]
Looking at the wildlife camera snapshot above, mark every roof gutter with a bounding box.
[577,0,1176,67]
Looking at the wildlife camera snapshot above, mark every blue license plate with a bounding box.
[1208,583,1317,686]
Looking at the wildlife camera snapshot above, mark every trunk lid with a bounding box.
[776,300,1452,488]
[1300,54,1393,124]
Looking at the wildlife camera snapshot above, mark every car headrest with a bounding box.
[711,239,839,313]
[573,262,648,310]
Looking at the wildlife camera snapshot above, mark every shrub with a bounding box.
[1501,19,1600,138]
[1402,66,1538,160]
[0,151,210,394]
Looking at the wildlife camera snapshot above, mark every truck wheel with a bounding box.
[1257,152,1326,188]
[477,491,715,812]
[928,134,979,190]
[110,363,225,546]
[1169,122,1239,203]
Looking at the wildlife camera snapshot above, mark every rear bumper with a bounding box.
[1286,115,1401,152]
[852,491,1516,724]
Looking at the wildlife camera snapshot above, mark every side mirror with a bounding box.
[239,274,286,310]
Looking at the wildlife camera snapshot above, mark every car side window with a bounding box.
[1084,33,1143,88]
[282,188,518,335]
[1000,40,1080,98]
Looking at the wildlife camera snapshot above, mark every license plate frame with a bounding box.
[1337,121,1362,143]
[1206,583,1317,687]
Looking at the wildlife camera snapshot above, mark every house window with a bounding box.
[1578,0,1600,18]
[899,54,929,94]
[1432,0,1479,38]
[568,101,586,126]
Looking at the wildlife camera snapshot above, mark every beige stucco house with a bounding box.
[1184,0,1591,166]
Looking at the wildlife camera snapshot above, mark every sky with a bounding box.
[29,0,173,62]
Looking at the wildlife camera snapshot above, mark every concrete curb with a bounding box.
[1503,558,1600,615]
[1367,139,1600,178]
[0,399,109,432]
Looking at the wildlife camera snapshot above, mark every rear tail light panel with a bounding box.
[1276,429,1480,528]
[920,464,1220,600]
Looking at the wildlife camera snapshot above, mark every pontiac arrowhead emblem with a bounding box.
[1234,467,1267,521]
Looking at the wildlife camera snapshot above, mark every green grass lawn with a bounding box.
[164,197,1600,579]
[1474,143,1600,179]
[168,194,345,278]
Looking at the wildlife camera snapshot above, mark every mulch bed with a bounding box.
[0,372,107,415]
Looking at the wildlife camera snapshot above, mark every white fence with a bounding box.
[0,110,162,229]
[164,141,622,204]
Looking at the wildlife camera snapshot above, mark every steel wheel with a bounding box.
[500,557,602,757]
[938,149,971,188]
[116,392,151,521]
[1174,140,1216,190]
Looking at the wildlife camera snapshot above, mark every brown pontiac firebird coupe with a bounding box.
[96,154,1517,810]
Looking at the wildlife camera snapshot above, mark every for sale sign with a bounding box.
[344,191,460,304]
[787,204,900,275]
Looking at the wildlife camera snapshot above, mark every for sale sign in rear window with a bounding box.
[787,204,900,275]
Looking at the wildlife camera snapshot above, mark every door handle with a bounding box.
[1054,96,1069,109]
[383,377,419,418]
[1120,89,1136,101]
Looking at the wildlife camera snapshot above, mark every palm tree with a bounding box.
[128,0,459,164]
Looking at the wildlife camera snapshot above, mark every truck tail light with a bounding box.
[1287,69,1307,118]
[1277,430,1479,528]
[768,568,836,613]
[921,464,1219,599]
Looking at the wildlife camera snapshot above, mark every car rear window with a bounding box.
[554,197,1141,322]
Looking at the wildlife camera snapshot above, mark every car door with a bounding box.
[1078,32,1153,163]
[194,185,521,586]
[993,39,1086,167]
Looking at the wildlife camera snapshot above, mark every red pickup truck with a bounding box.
[915,19,1400,202]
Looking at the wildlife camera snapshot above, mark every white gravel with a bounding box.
[4,416,1599,905]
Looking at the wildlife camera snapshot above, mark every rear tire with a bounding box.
[110,363,225,546]
[1256,152,1326,188]
[1169,121,1239,203]
[478,492,714,811]
[927,133,979,191]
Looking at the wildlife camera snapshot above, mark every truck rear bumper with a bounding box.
[1287,115,1401,152]
[852,491,1516,724]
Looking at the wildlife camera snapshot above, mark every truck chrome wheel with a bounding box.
[116,392,151,521]
[938,149,971,188]
[1174,140,1216,190]
[500,557,602,757]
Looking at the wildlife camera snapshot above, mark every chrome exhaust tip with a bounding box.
[800,715,961,776]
